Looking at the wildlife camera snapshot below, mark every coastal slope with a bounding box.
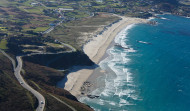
[64,16,147,97]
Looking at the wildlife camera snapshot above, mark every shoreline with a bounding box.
[64,16,147,98]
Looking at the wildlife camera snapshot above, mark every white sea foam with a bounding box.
[109,101,116,106]
[86,24,142,108]
[160,17,169,20]
[126,48,137,52]
[98,99,105,105]
[115,24,136,44]
[119,98,128,104]
[126,72,133,83]
[119,98,134,106]
[147,17,155,21]
[101,74,116,96]
[123,57,130,63]
[94,109,101,111]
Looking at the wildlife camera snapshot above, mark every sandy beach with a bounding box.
[64,15,147,97]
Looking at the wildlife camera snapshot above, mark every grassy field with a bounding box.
[26,6,45,14]
[0,39,8,50]
[33,26,50,32]
[0,0,11,7]
[0,0,59,36]
[45,42,62,47]
[47,13,120,50]
[0,27,7,31]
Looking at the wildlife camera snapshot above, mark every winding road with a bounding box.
[0,50,45,111]
[0,2,77,110]
[48,93,77,111]
[0,38,76,111]
[15,56,45,111]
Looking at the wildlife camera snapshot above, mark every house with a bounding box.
[96,0,103,3]
[30,2,40,6]
[58,8,74,11]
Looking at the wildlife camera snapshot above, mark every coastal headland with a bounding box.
[64,16,147,98]
[1,0,190,110]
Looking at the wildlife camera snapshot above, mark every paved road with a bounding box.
[60,41,76,52]
[42,26,55,34]
[0,41,76,110]
[48,93,77,111]
[0,50,45,111]
[15,56,45,111]
[42,19,64,34]
[33,0,48,8]
[65,25,105,28]
[0,19,76,110]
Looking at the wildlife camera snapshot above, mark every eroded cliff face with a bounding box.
[23,51,95,69]
[0,50,94,111]
[153,0,179,4]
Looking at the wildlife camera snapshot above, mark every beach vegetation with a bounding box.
[1,0,190,111]
[47,13,120,50]
[33,26,50,32]
[0,39,8,49]
[26,7,44,14]
[45,42,62,47]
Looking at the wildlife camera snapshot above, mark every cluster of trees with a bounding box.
[7,36,44,54]
[43,9,60,18]
[152,0,179,5]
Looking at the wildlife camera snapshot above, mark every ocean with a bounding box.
[80,14,190,111]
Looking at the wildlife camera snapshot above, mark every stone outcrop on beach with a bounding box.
[147,21,158,25]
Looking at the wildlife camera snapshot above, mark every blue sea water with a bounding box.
[80,14,190,111]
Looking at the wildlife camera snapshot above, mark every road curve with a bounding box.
[48,93,77,111]
[15,56,45,111]
[0,50,45,111]
[0,38,76,111]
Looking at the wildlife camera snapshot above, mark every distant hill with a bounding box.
[179,0,190,5]
[120,0,179,4]
[152,0,179,4]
